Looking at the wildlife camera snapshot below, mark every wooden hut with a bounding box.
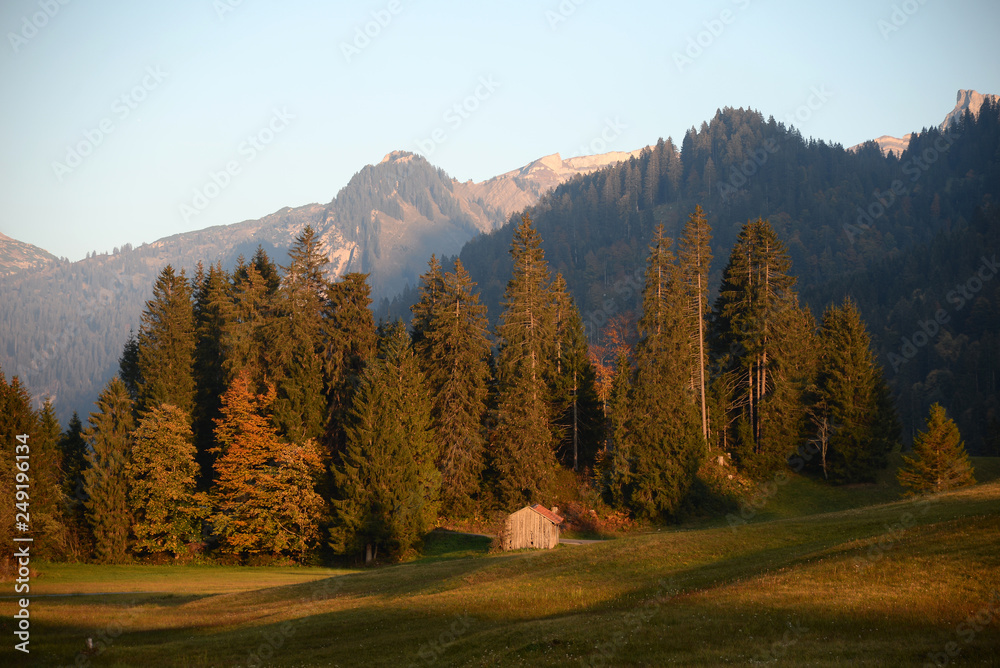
[501,505,564,550]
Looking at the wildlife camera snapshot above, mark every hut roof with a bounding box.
[528,504,564,525]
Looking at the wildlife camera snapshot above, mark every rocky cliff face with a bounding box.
[0,231,59,276]
[852,89,998,156]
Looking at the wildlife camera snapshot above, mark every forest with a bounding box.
[1,209,918,566]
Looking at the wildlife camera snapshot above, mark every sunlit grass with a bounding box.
[3,476,998,666]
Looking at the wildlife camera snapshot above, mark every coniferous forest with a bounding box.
[1,208,906,565]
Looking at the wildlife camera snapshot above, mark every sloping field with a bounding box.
[4,478,999,666]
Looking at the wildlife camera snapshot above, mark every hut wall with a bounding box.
[503,508,559,550]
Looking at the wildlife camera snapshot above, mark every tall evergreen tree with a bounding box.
[678,204,713,445]
[0,370,38,575]
[617,225,703,518]
[492,214,559,509]
[223,256,275,391]
[137,265,195,416]
[412,258,491,516]
[59,411,91,554]
[83,377,135,563]
[324,273,378,456]
[897,404,975,495]
[272,226,330,442]
[331,322,438,561]
[602,348,633,507]
[211,371,324,558]
[711,218,810,476]
[118,329,141,404]
[33,400,71,559]
[550,274,603,471]
[813,298,899,482]
[192,262,231,484]
[126,404,203,556]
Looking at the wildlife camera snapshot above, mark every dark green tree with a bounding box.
[192,262,231,483]
[271,226,330,442]
[223,256,275,391]
[678,205,713,446]
[711,218,811,476]
[33,401,72,559]
[59,411,91,554]
[331,322,439,562]
[412,258,491,516]
[83,377,135,563]
[813,298,899,482]
[0,370,38,574]
[897,404,975,495]
[492,214,559,509]
[137,265,195,416]
[618,225,703,518]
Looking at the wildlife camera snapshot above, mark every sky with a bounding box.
[1,0,998,262]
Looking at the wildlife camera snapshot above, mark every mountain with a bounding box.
[0,232,59,276]
[0,146,645,423]
[453,97,1000,453]
[853,89,999,156]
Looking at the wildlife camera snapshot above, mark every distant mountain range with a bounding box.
[0,145,644,421]
[852,89,999,156]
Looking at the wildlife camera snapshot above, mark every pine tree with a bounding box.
[211,370,324,559]
[271,226,331,443]
[711,218,809,477]
[331,322,438,561]
[324,273,378,456]
[0,370,38,575]
[412,258,491,516]
[33,400,72,559]
[137,265,195,416]
[620,225,703,518]
[814,298,899,482]
[126,404,203,556]
[83,377,135,563]
[550,274,603,471]
[897,404,975,495]
[602,348,633,507]
[492,214,559,509]
[223,256,275,391]
[60,411,91,553]
[678,205,713,446]
[192,262,231,484]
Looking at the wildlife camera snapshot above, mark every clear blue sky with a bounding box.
[2,0,998,261]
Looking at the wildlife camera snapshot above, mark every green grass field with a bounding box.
[4,462,1000,666]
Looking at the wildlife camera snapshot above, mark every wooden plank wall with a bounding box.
[502,508,559,550]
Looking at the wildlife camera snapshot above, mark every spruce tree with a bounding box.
[33,400,71,559]
[897,404,975,495]
[192,262,231,484]
[60,411,91,553]
[814,298,899,482]
[137,265,196,416]
[0,370,38,574]
[83,377,135,563]
[223,257,275,391]
[126,404,203,556]
[271,226,330,442]
[211,371,324,559]
[324,273,378,456]
[492,214,559,509]
[550,274,603,471]
[620,225,703,518]
[412,258,491,516]
[678,205,713,446]
[711,218,810,476]
[602,348,633,507]
[331,322,438,561]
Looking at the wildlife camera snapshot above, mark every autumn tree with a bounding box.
[126,404,203,556]
[83,377,136,563]
[211,370,324,559]
[897,404,975,495]
[412,258,491,516]
[331,322,439,562]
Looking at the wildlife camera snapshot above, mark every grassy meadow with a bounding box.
[3,460,999,666]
